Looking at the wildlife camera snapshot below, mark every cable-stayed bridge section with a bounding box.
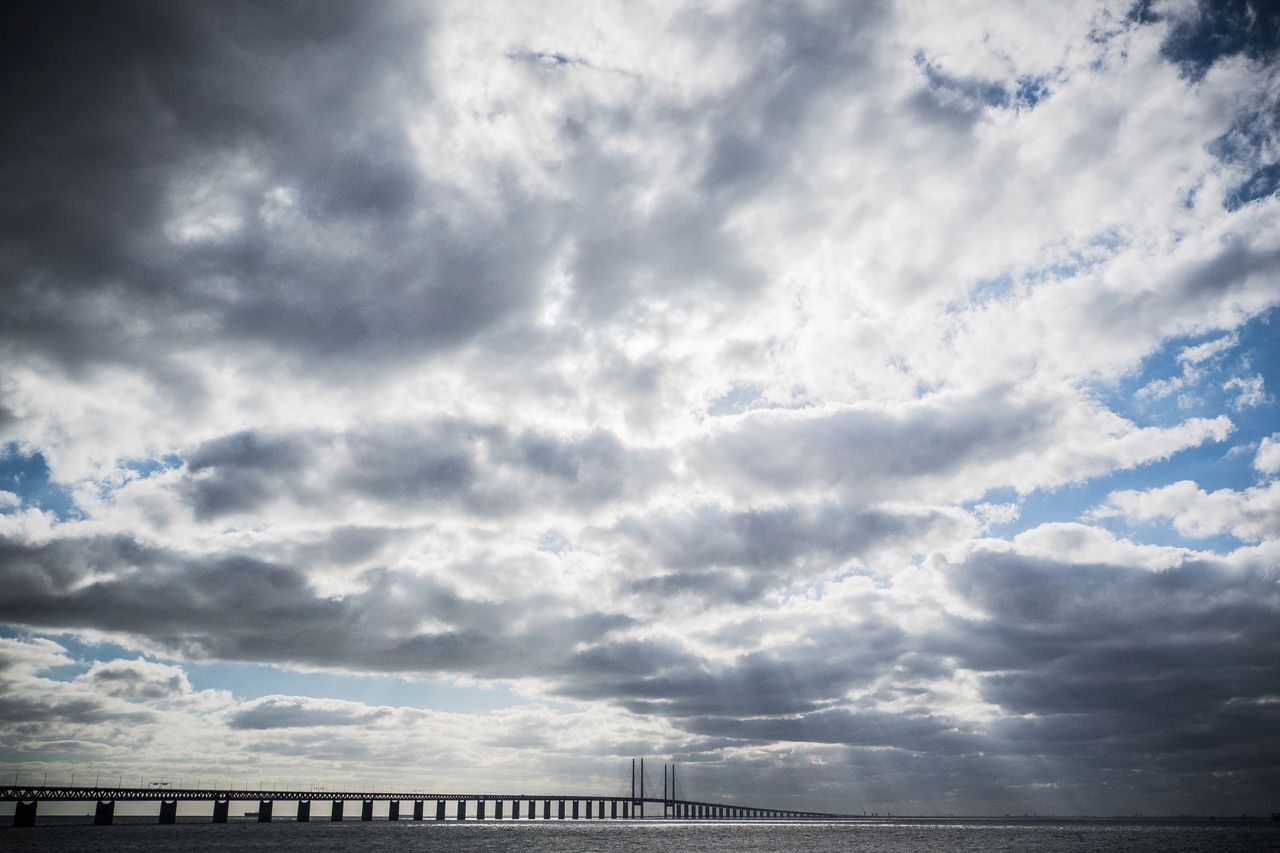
[2,760,847,826]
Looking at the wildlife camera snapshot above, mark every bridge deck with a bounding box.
[0,785,841,818]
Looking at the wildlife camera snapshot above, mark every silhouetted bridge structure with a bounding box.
[4,760,848,826]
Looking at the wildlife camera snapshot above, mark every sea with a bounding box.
[4,818,1279,853]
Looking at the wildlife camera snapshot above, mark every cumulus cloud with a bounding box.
[1093,480,1280,542]
[76,658,194,701]
[1256,433,1280,474]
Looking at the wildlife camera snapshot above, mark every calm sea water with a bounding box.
[4,819,1279,853]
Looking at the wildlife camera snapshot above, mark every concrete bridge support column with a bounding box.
[529,800,536,819]
[94,800,115,825]
[297,800,310,822]
[258,801,273,823]
[456,800,466,821]
[436,801,446,821]
[361,800,374,822]
[599,799,605,819]
[585,799,592,819]
[571,799,578,819]
[477,800,486,820]
[511,799,520,819]
[623,801,630,818]
[213,800,229,823]
[495,799,503,819]
[388,801,399,821]
[13,800,37,827]
[558,800,565,819]
[158,800,177,824]
[611,800,618,818]
[543,799,550,819]
[331,801,344,821]
[414,801,424,821]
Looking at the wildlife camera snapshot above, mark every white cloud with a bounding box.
[1094,479,1280,542]
[1224,373,1270,410]
[1256,433,1280,475]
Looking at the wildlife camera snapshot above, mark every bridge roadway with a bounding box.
[2,785,844,826]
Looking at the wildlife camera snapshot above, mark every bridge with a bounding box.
[2,760,848,826]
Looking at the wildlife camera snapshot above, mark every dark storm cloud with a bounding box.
[618,503,961,573]
[616,502,963,603]
[0,0,553,379]
[555,619,907,717]
[179,419,666,520]
[681,708,978,753]
[931,546,1280,776]
[695,386,1049,497]
[183,430,324,520]
[0,533,633,679]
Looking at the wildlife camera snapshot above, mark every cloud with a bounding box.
[226,696,393,730]
[1256,433,1280,474]
[76,658,193,701]
[1223,373,1269,409]
[173,420,667,523]
[1,0,1279,815]
[693,388,1232,502]
[1092,479,1280,542]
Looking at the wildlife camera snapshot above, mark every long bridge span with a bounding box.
[3,761,849,826]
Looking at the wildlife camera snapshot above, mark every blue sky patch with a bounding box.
[0,445,77,519]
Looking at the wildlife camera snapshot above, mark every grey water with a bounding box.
[4,819,1279,853]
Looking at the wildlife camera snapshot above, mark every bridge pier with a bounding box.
[94,800,115,825]
[436,800,446,821]
[13,799,36,827]
[529,799,536,819]
[477,799,486,820]
[456,800,465,821]
[558,799,565,819]
[388,801,399,821]
[362,800,374,822]
[543,799,551,819]
[258,800,273,823]
[213,799,229,823]
[511,799,520,819]
[414,800,424,820]
[585,799,592,819]
[158,799,177,824]
[495,799,503,819]
[297,800,310,822]
[611,799,617,818]
[331,800,344,821]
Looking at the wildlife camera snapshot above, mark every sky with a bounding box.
[1,0,1278,817]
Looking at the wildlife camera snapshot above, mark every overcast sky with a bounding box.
[1,0,1279,817]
